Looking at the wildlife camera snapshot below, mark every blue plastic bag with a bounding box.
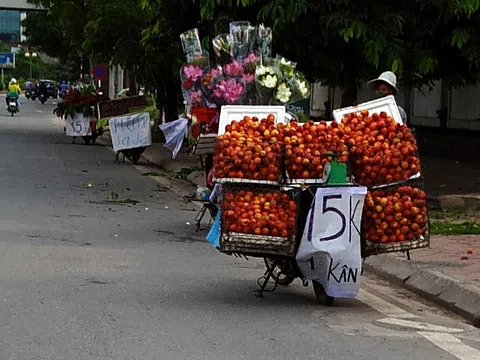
[206,210,221,249]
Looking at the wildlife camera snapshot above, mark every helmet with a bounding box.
[10,78,16,84]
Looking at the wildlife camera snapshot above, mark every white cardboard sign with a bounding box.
[65,114,92,137]
[109,112,152,152]
[332,95,403,125]
[218,105,286,135]
[296,186,367,298]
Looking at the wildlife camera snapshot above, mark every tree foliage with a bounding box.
[199,0,480,89]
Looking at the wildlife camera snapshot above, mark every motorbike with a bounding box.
[39,92,47,104]
[115,147,146,165]
[25,89,31,99]
[7,98,18,116]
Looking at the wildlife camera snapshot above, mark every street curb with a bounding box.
[364,255,480,327]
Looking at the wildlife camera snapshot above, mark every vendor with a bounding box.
[368,71,407,124]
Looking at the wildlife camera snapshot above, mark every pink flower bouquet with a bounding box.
[212,78,246,105]
[182,64,204,82]
[224,60,244,78]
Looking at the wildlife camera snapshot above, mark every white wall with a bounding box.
[309,79,480,130]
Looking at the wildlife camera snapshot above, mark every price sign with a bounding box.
[65,114,92,137]
[296,186,367,298]
[109,112,151,152]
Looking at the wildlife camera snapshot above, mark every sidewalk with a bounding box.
[365,235,480,325]
[121,138,480,325]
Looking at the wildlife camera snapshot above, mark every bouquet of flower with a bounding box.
[230,21,257,61]
[255,65,280,93]
[275,55,297,80]
[212,34,233,65]
[180,28,203,63]
[257,25,273,61]
[223,60,244,78]
[201,67,223,100]
[212,77,246,105]
[242,52,261,75]
[53,89,105,118]
[289,71,311,101]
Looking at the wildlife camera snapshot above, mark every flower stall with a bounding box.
[54,89,108,145]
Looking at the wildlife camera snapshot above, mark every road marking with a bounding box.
[376,317,464,333]
[418,332,480,360]
[37,110,44,113]
[356,289,417,319]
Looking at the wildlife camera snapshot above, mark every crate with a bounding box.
[361,178,430,257]
[219,183,300,257]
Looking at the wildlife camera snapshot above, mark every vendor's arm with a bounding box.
[398,106,407,125]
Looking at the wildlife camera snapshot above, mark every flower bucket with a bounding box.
[191,107,220,123]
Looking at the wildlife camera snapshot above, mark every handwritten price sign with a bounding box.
[296,186,367,298]
[109,112,151,152]
[65,114,92,137]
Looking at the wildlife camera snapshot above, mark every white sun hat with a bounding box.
[368,71,398,93]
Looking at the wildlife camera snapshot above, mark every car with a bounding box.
[39,80,58,99]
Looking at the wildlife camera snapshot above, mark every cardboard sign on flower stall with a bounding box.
[109,112,152,152]
[332,95,403,125]
[296,186,367,299]
[65,114,92,137]
[218,105,286,135]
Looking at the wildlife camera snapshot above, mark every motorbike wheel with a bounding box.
[83,136,92,145]
[313,280,335,306]
[264,258,296,286]
[10,111,14,117]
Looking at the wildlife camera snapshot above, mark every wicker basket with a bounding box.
[219,183,300,257]
[361,178,430,257]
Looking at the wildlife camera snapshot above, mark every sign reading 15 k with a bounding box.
[305,191,362,244]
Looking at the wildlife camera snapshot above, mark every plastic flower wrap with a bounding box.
[289,71,311,101]
[230,21,256,61]
[275,55,297,79]
[180,29,203,62]
[212,34,233,65]
[224,60,244,78]
[257,25,273,61]
[212,77,246,105]
[189,50,210,68]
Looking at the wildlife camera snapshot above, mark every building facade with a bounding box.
[0,10,21,44]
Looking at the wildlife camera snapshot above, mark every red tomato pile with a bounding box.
[342,110,421,186]
[214,115,283,181]
[282,120,349,179]
[362,186,428,243]
[222,189,297,238]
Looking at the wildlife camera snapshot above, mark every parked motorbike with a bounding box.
[7,98,18,116]
[117,147,146,165]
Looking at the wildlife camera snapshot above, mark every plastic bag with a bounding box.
[296,186,367,298]
[206,210,221,249]
[159,118,189,159]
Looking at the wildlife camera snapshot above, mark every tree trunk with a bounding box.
[154,82,165,131]
[126,64,137,96]
[163,79,181,122]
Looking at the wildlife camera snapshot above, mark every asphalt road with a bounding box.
[0,96,479,360]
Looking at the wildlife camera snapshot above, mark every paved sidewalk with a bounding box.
[366,235,480,325]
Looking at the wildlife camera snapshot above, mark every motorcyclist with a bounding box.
[6,78,21,109]
[38,80,48,99]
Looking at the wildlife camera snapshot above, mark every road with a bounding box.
[0,96,479,360]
